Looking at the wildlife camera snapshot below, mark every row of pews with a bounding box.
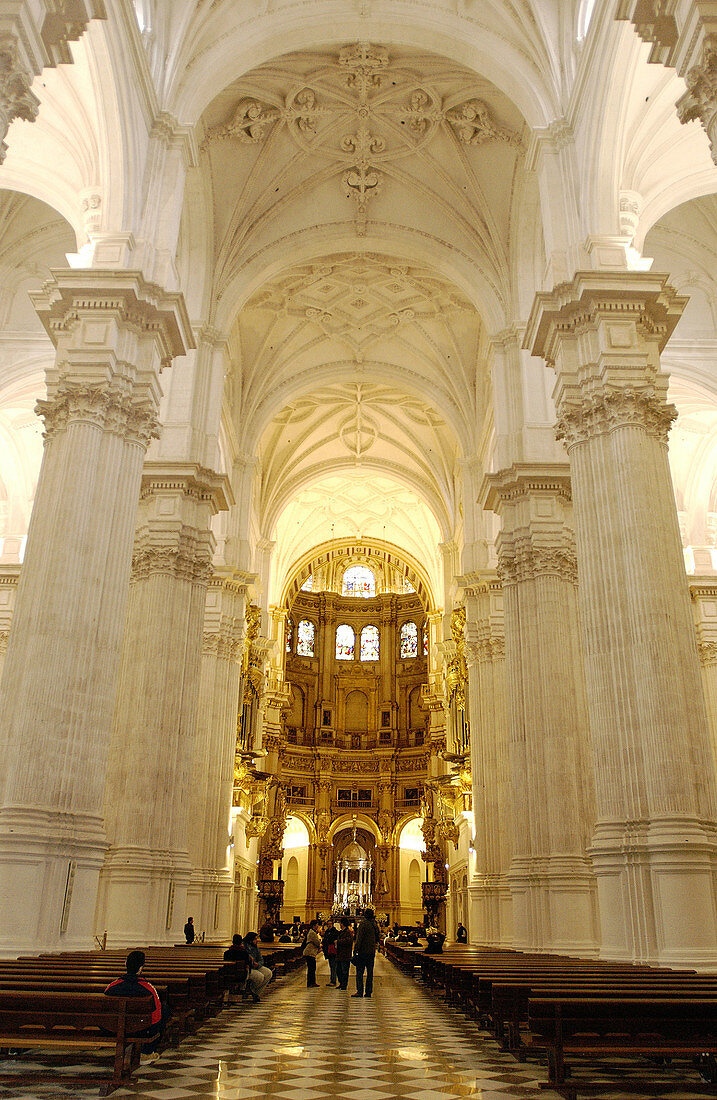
[385,941,717,1099]
[0,941,303,1095]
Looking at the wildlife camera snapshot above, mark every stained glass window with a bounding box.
[360,624,379,661]
[403,578,415,593]
[286,618,293,652]
[422,620,429,657]
[300,575,313,591]
[342,565,375,598]
[336,623,355,660]
[296,619,315,657]
[400,621,418,659]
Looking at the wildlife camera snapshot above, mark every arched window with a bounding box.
[300,574,313,591]
[403,578,415,593]
[336,623,355,660]
[286,618,293,652]
[400,621,418,659]
[342,565,375,597]
[422,620,429,657]
[296,619,315,657]
[360,624,379,661]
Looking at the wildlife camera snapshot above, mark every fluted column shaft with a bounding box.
[464,574,512,946]
[483,467,598,955]
[0,272,191,954]
[186,571,247,939]
[97,464,229,945]
[526,271,717,965]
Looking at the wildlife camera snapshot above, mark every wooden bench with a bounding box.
[0,991,153,1095]
[528,996,717,1099]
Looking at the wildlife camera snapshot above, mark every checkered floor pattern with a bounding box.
[0,955,715,1098]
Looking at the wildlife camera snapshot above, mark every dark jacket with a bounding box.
[354,915,379,956]
[322,926,339,955]
[104,974,162,1026]
[336,927,353,960]
[223,944,251,964]
[456,925,467,943]
[259,922,275,943]
[244,938,264,967]
[184,921,195,943]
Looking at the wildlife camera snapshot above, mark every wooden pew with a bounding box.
[0,991,152,1096]
[528,995,717,1099]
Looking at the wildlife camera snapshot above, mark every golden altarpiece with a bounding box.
[230,547,470,928]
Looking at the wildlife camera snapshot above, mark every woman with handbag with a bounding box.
[322,921,339,986]
[303,918,321,987]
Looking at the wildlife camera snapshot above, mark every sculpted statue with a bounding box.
[317,810,331,843]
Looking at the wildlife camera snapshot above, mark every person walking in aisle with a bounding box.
[352,908,379,998]
[335,916,353,991]
[303,918,321,987]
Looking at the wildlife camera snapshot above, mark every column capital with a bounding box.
[480,463,572,512]
[31,268,194,372]
[140,462,234,513]
[524,271,686,368]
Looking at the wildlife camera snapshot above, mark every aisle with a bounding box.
[120,953,562,1100]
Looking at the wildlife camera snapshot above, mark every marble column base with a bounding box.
[187,868,234,941]
[468,876,513,946]
[97,846,191,946]
[508,855,599,956]
[590,818,717,967]
[0,806,106,956]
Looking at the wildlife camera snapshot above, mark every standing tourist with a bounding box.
[456,922,467,943]
[335,916,353,991]
[352,908,379,998]
[322,920,339,986]
[303,918,321,987]
[183,917,195,944]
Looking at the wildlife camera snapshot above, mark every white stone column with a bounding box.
[482,466,598,955]
[690,577,717,775]
[526,271,717,965]
[463,573,513,946]
[97,464,229,945]
[0,560,20,688]
[0,271,191,953]
[186,569,247,941]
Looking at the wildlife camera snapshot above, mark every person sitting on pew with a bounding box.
[224,933,254,998]
[104,949,169,1062]
[278,929,292,943]
[424,926,446,954]
[259,919,275,943]
[243,931,274,1001]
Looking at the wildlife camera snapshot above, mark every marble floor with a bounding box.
[0,955,714,1099]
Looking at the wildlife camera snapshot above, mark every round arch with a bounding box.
[326,813,382,846]
[280,537,439,613]
[171,9,558,130]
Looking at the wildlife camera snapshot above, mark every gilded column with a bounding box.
[98,463,229,944]
[463,573,513,946]
[483,466,598,955]
[186,569,247,940]
[526,272,717,965]
[0,271,191,953]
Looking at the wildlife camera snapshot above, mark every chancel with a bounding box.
[3,2,717,1097]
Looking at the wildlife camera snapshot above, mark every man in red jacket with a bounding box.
[104,949,167,1060]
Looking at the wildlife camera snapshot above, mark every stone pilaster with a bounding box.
[185,569,246,941]
[97,463,229,945]
[0,271,191,953]
[0,562,20,688]
[690,577,717,776]
[483,467,598,955]
[462,573,513,946]
[526,271,717,965]
[0,2,105,162]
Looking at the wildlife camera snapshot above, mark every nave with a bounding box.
[0,955,566,1100]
